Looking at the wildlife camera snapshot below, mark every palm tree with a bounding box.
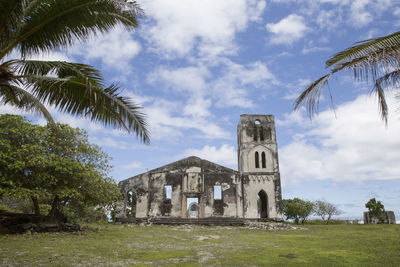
[0,0,149,143]
[294,31,400,124]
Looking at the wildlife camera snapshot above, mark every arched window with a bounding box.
[126,190,137,218]
[253,126,257,141]
[255,152,260,168]
[261,152,266,168]
[260,126,264,141]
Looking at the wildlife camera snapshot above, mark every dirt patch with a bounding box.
[279,253,297,259]
[197,235,220,241]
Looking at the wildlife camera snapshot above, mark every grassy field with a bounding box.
[1,223,399,266]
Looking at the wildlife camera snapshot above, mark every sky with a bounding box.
[2,0,400,220]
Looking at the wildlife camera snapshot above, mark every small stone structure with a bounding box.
[363,211,396,224]
[117,114,283,222]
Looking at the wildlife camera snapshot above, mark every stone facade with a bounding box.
[117,114,283,221]
[363,211,396,224]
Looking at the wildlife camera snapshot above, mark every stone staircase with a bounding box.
[150,217,245,226]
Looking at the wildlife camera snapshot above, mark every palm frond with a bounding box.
[294,74,331,117]
[0,0,26,49]
[1,0,140,58]
[372,69,400,123]
[326,31,400,67]
[0,83,55,124]
[23,74,149,143]
[16,60,104,87]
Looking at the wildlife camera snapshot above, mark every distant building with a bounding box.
[117,115,283,221]
[363,211,396,224]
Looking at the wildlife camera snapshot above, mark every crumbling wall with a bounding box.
[363,211,396,224]
[242,174,282,220]
[117,172,150,219]
[203,172,239,217]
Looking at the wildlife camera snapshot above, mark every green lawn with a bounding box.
[1,224,399,266]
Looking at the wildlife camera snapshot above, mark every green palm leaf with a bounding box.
[295,31,400,122]
[326,31,400,67]
[16,60,149,142]
[0,0,149,143]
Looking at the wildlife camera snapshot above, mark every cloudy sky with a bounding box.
[3,0,400,220]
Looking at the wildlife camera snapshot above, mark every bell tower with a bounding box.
[237,114,283,220]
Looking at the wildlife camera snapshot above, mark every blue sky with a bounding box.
[2,0,400,220]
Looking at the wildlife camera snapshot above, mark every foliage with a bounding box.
[0,114,120,220]
[0,0,149,142]
[282,198,314,224]
[303,219,348,225]
[0,197,33,213]
[1,224,400,265]
[294,31,400,123]
[365,198,385,223]
[313,200,341,223]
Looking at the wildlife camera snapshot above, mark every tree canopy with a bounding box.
[365,198,385,223]
[0,114,120,220]
[0,0,149,143]
[313,200,341,223]
[294,31,400,123]
[282,198,314,224]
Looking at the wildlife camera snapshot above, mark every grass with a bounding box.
[1,223,399,266]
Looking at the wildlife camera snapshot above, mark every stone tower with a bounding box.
[237,114,283,220]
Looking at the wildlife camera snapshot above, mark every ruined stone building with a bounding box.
[117,114,283,221]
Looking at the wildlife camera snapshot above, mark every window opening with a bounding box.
[260,126,264,141]
[214,185,222,199]
[255,152,260,168]
[262,152,266,168]
[164,185,172,199]
[126,190,137,218]
[253,126,257,141]
[186,198,199,218]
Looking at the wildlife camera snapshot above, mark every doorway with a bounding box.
[186,197,199,218]
[257,190,268,219]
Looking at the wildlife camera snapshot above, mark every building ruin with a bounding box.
[117,114,283,222]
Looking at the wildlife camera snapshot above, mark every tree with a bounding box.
[294,31,400,123]
[313,200,341,223]
[0,0,149,143]
[0,114,120,220]
[365,198,385,223]
[282,198,314,224]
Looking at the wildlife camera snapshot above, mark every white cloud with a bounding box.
[141,0,266,58]
[68,26,141,72]
[148,60,278,110]
[349,0,373,28]
[279,92,400,185]
[144,98,230,141]
[266,14,309,45]
[183,144,237,169]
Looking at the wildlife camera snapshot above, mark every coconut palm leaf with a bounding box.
[0,83,54,124]
[295,31,400,123]
[326,31,400,67]
[12,60,149,142]
[1,0,141,58]
[0,0,149,143]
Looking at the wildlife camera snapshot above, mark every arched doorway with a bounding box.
[126,190,137,218]
[257,190,268,219]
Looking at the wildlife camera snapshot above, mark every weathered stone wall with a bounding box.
[117,114,283,222]
[237,114,283,220]
[363,211,396,224]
